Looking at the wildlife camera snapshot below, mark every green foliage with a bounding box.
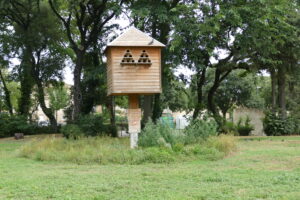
[184,119,218,144]
[62,114,110,139]
[76,114,109,137]
[139,118,219,150]
[220,121,238,135]
[19,136,175,164]
[138,120,176,148]
[61,124,83,139]
[47,85,69,116]
[263,112,299,136]
[19,134,237,165]
[221,117,254,136]
[236,116,254,136]
[0,113,34,137]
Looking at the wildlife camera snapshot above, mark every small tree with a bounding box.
[48,85,69,121]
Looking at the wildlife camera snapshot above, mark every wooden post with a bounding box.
[128,94,141,148]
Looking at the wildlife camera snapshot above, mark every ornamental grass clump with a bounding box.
[183,119,218,144]
[138,120,177,148]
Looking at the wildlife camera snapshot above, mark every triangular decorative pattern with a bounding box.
[138,50,151,63]
[121,50,135,63]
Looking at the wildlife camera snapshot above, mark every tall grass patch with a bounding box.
[19,134,237,165]
[19,136,176,164]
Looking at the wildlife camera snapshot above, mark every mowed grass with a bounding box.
[0,135,300,200]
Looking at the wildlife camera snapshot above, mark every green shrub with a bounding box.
[236,116,254,136]
[220,121,238,135]
[61,124,83,139]
[0,113,35,137]
[138,120,176,148]
[184,119,218,144]
[76,114,109,136]
[263,112,298,136]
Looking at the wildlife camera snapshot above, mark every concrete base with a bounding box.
[130,132,138,149]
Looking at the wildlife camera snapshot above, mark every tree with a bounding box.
[208,70,260,119]
[48,0,125,121]
[0,65,13,115]
[1,1,68,131]
[0,0,41,117]
[171,0,299,125]
[48,84,69,121]
[129,0,181,122]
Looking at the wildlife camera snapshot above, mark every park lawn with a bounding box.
[0,135,300,200]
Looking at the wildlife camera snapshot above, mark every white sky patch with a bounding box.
[174,65,195,80]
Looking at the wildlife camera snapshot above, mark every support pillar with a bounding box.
[128,94,141,148]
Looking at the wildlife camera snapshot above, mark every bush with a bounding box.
[236,116,254,136]
[138,120,176,148]
[19,135,237,164]
[76,114,109,136]
[0,113,35,138]
[220,121,238,135]
[184,119,218,144]
[263,112,298,136]
[61,124,83,139]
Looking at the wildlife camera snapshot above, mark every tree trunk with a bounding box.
[19,48,34,117]
[277,67,286,119]
[207,69,221,118]
[0,69,13,115]
[152,20,172,122]
[106,96,117,137]
[152,94,162,122]
[35,79,57,132]
[192,68,206,120]
[222,110,227,120]
[72,51,84,121]
[207,69,231,125]
[270,68,277,113]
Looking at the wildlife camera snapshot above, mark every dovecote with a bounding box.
[105,27,165,96]
[105,27,165,148]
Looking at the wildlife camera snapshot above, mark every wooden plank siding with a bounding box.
[106,47,162,95]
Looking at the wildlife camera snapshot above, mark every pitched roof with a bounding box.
[107,27,166,47]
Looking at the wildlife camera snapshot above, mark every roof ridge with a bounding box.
[106,26,165,47]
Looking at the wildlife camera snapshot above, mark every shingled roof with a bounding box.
[107,27,165,47]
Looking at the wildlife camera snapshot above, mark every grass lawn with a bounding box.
[0,135,300,200]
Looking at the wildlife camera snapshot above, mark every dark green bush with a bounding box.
[61,114,112,139]
[263,112,298,136]
[0,113,35,138]
[61,124,83,139]
[184,119,218,144]
[138,120,176,148]
[236,116,254,136]
[76,114,110,136]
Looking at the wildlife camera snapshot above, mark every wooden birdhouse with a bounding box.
[105,27,165,148]
[105,27,165,96]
